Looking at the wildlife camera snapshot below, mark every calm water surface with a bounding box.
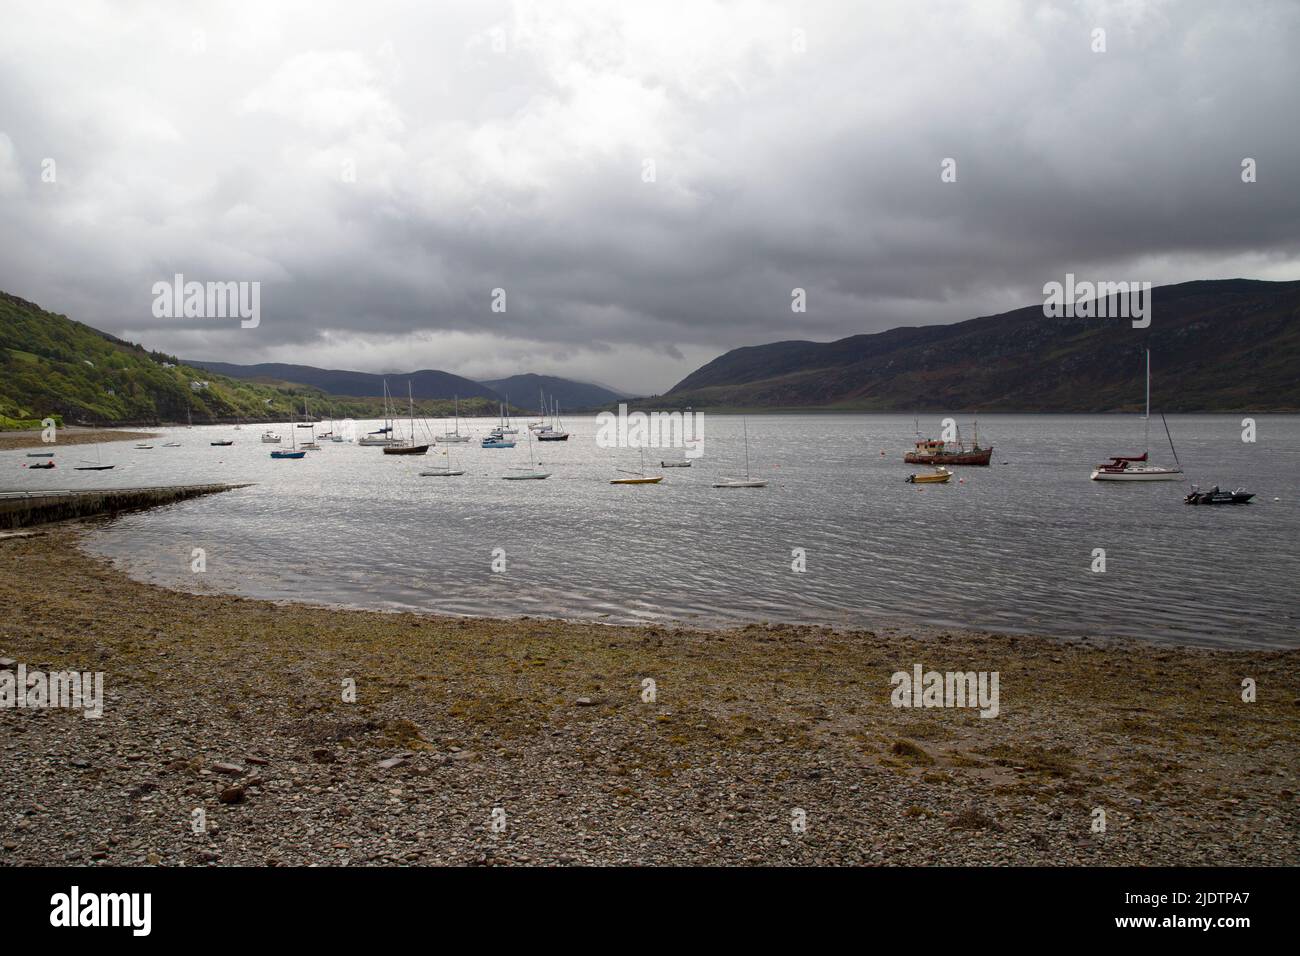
[10,414,1298,648]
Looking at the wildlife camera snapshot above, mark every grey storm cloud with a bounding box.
[1,0,1298,394]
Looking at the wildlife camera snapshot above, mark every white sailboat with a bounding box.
[420,447,465,477]
[1090,350,1183,481]
[298,397,321,451]
[435,395,471,443]
[498,397,518,435]
[359,380,403,446]
[503,426,551,479]
[713,418,767,488]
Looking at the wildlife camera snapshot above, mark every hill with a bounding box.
[0,291,311,426]
[660,279,1300,412]
[478,373,627,411]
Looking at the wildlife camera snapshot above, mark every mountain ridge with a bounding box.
[660,279,1300,412]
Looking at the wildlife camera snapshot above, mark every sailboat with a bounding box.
[503,427,551,479]
[383,383,430,455]
[360,382,402,446]
[610,446,663,485]
[435,395,471,443]
[298,398,321,451]
[713,418,767,488]
[498,398,518,435]
[271,419,305,459]
[529,388,550,432]
[74,446,115,471]
[1091,350,1183,481]
[420,448,465,477]
[536,398,569,441]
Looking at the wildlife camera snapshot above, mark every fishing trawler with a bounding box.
[904,420,991,466]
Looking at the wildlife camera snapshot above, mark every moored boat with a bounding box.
[1184,485,1254,505]
[712,418,767,488]
[1091,350,1183,482]
[905,420,991,466]
[906,466,953,484]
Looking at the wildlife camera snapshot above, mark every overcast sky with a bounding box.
[2,0,1298,394]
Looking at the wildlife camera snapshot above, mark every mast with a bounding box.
[408,381,415,447]
[743,417,751,479]
[1144,349,1151,455]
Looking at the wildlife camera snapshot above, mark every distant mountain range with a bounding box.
[189,362,627,410]
[659,279,1300,412]
[478,373,628,411]
[189,361,498,401]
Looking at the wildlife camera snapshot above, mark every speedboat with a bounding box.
[1184,485,1254,505]
[261,431,281,444]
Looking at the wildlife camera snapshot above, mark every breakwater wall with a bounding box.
[0,483,250,530]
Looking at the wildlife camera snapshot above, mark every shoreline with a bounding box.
[0,427,157,452]
[1,526,1296,866]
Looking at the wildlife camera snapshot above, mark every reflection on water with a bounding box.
[30,413,1298,649]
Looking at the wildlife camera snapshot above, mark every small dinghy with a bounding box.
[25,461,56,469]
[162,442,182,447]
[210,440,233,446]
[661,459,692,468]
[135,444,154,449]
[25,452,53,458]
[906,466,953,484]
[1184,485,1254,505]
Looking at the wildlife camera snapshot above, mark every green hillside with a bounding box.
[0,292,506,427]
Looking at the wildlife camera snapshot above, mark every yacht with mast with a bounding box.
[383,382,430,455]
[435,395,471,443]
[713,418,767,488]
[1091,350,1183,481]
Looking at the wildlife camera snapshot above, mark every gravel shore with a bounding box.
[0,427,157,452]
[1,526,1295,866]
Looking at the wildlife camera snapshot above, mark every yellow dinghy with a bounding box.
[906,467,952,484]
